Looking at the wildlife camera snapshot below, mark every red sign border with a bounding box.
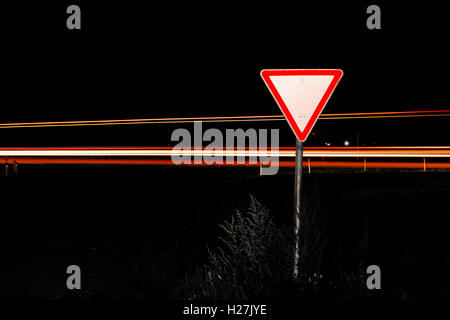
[260,69,343,142]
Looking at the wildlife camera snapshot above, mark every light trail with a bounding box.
[1,110,449,129]
[2,158,450,170]
[2,147,450,158]
[2,147,450,171]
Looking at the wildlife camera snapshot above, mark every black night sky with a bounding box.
[2,2,450,147]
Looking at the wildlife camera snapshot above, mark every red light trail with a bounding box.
[2,147,450,170]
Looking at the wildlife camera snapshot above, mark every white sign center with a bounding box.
[268,75,334,132]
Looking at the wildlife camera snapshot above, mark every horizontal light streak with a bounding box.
[2,148,450,158]
[3,158,450,170]
[1,110,450,129]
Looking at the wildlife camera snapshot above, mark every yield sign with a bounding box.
[260,69,343,142]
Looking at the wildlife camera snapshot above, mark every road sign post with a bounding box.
[293,139,303,280]
[260,69,343,281]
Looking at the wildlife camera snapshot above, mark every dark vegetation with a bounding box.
[178,195,293,300]
[0,165,449,300]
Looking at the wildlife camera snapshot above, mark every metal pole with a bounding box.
[293,139,303,281]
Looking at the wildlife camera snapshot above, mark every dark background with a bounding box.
[0,0,449,314]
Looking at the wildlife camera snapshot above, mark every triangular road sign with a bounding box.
[260,69,343,142]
